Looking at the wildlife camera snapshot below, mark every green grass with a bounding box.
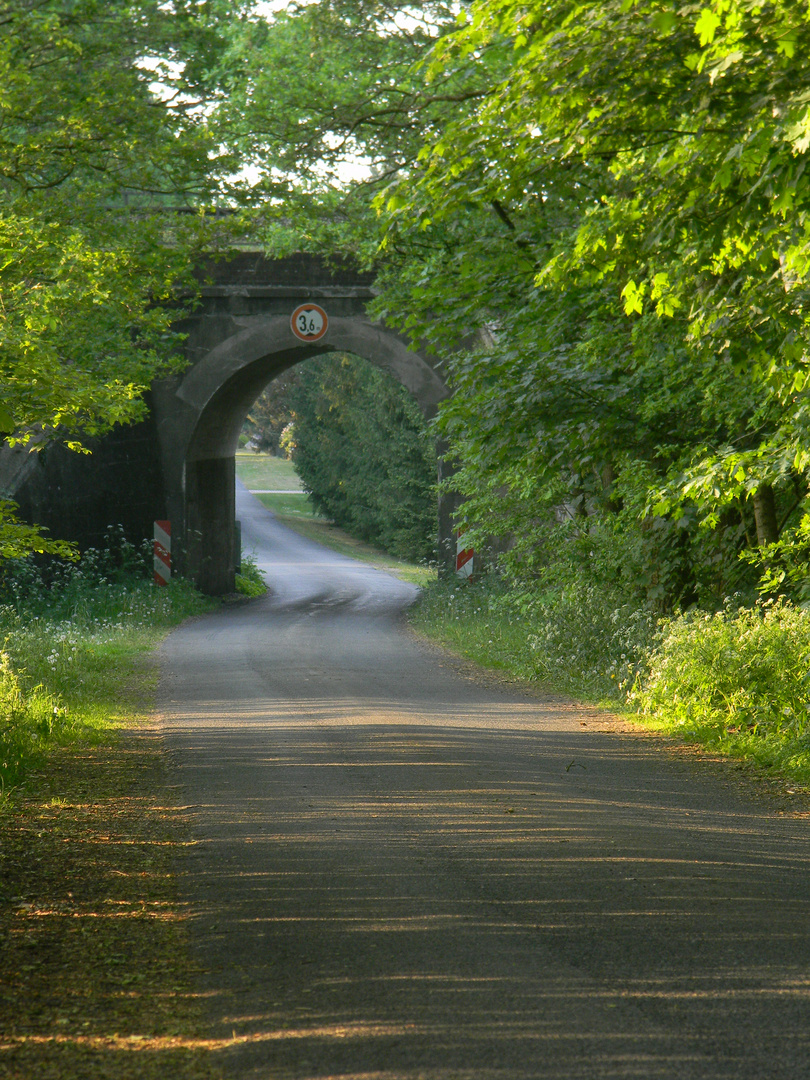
[0,563,217,791]
[410,576,657,701]
[409,577,540,678]
[235,451,302,491]
[256,491,318,518]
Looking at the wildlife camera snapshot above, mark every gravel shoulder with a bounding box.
[0,726,224,1080]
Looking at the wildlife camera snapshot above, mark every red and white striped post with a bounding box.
[153,520,171,586]
[456,530,474,580]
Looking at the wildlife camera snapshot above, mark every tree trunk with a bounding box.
[753,483,779,546]
[600,463,621,513]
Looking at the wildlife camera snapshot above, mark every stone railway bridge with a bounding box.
[2,254,456,594]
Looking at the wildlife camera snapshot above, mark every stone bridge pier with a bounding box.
[2,255,456,594]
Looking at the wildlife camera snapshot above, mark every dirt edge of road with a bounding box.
[0,722,224,1080]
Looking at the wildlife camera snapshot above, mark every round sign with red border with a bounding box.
[291,303,328,342]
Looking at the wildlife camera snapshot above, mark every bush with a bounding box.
[632,598,810,739]
[0,651,64,789]
[235,554,267,597]
[627,597,810,781]
[0,537,215,790]
[522,581,660,700]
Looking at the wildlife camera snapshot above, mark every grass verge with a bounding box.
[234,451,302,491]
[1,576,216,790]
[410,577,810,792]
[0,733,224,1080]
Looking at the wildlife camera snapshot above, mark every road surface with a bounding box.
[158,483,810,1079]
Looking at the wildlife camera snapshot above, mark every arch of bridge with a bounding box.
[150,261,451,593]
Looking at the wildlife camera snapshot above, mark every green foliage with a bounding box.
[1,0,229,441]
[212,0,465,260]
[218,0,459,182]
[234,554,267,597]
[1,0,238,558]
[279,423,296,460]
[218,0,810,601]
[632,598,810,781]
[288,354,437,563]
[413,574,659,701]
[633,599,810,737]
[357,0,810,605]
[0,538,215,788]
[0,501,77,561]
[241,370,299,454]
[0,651,64,790]
[523,584,661,700]
[0,526,151,613]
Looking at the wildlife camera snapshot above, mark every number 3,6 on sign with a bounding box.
[291,303,328,342]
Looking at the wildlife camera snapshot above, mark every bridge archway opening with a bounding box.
[156,302,453,594]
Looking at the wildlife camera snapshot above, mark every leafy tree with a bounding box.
[0,0,236,555]
[367,0,810,603]
[211,0,474,259]
[242,369,299,454]
[288,354,437,562]
[13,0,807,599]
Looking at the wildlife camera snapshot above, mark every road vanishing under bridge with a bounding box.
[157,484,810,1079]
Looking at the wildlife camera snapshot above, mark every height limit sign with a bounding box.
[291,303,328,342]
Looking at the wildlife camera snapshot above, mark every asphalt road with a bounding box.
[158,483,810,1079]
